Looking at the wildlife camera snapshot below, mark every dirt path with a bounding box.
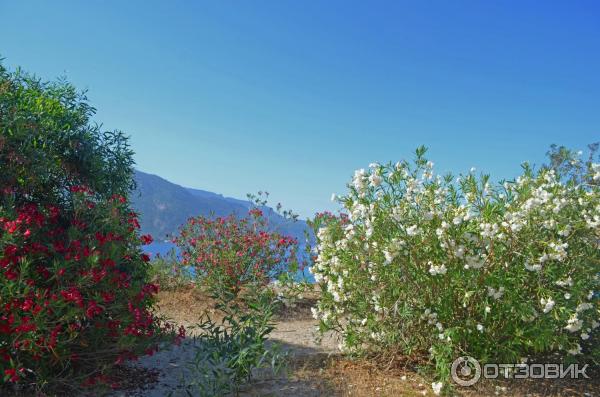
[111,317,339,397]
[109,287,340,396]
[111,289,600,397]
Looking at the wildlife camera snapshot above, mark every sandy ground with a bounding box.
[109,288,600,397]
[111,318,340,396]
[109,287,341,397]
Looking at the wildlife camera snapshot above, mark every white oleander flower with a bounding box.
[525,262,542,272]
[567,343,582,355]
[576,302,593,312]
[406,225,420,236]
[369,174,382,187]
[383,250,396,265]
[428,262,447,276]
[353,169,368,192]
[556,277,573,287]
[540,297,555,314]
[487,286,505,300]
[565,315,583,333]
[432,382,443,395]
[310,307,319,320]
[466,254,485,270]
[591,163,600,181]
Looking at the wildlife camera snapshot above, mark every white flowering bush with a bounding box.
[311,146,600,391]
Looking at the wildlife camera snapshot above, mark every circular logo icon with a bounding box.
[451,356,481,386]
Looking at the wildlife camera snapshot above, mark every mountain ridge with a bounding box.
[131,170,308,241]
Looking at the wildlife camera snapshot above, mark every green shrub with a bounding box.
[173,195,305,395]
[311,146,600,394]
[179,286,287,396]
[148,250,193,291]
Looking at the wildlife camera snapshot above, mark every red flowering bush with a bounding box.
[0,191,180,389]
[0,62,180,392]
[309,211,349,234]
[173,197,307,395]
[175,206,302,296]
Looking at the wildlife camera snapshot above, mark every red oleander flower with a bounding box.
[140,234,153,245]
[4,368,19,382]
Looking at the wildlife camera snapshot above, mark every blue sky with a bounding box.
[1,1,599,217]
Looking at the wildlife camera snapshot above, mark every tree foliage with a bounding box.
[0,61,176,393]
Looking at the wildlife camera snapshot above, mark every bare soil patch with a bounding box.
[113,287,599,397]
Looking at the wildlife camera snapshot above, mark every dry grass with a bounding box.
[295,357,600,397]
[145,287,599,397]
[153,284,218,329]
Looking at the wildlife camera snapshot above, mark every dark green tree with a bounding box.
[0,60,174,394]
[0,62,135,207]
[545,142,599,186]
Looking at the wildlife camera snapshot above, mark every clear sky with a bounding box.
[1,1,599,217]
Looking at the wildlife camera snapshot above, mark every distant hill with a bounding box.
[185,187,252,209]
[131,170,309,241]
